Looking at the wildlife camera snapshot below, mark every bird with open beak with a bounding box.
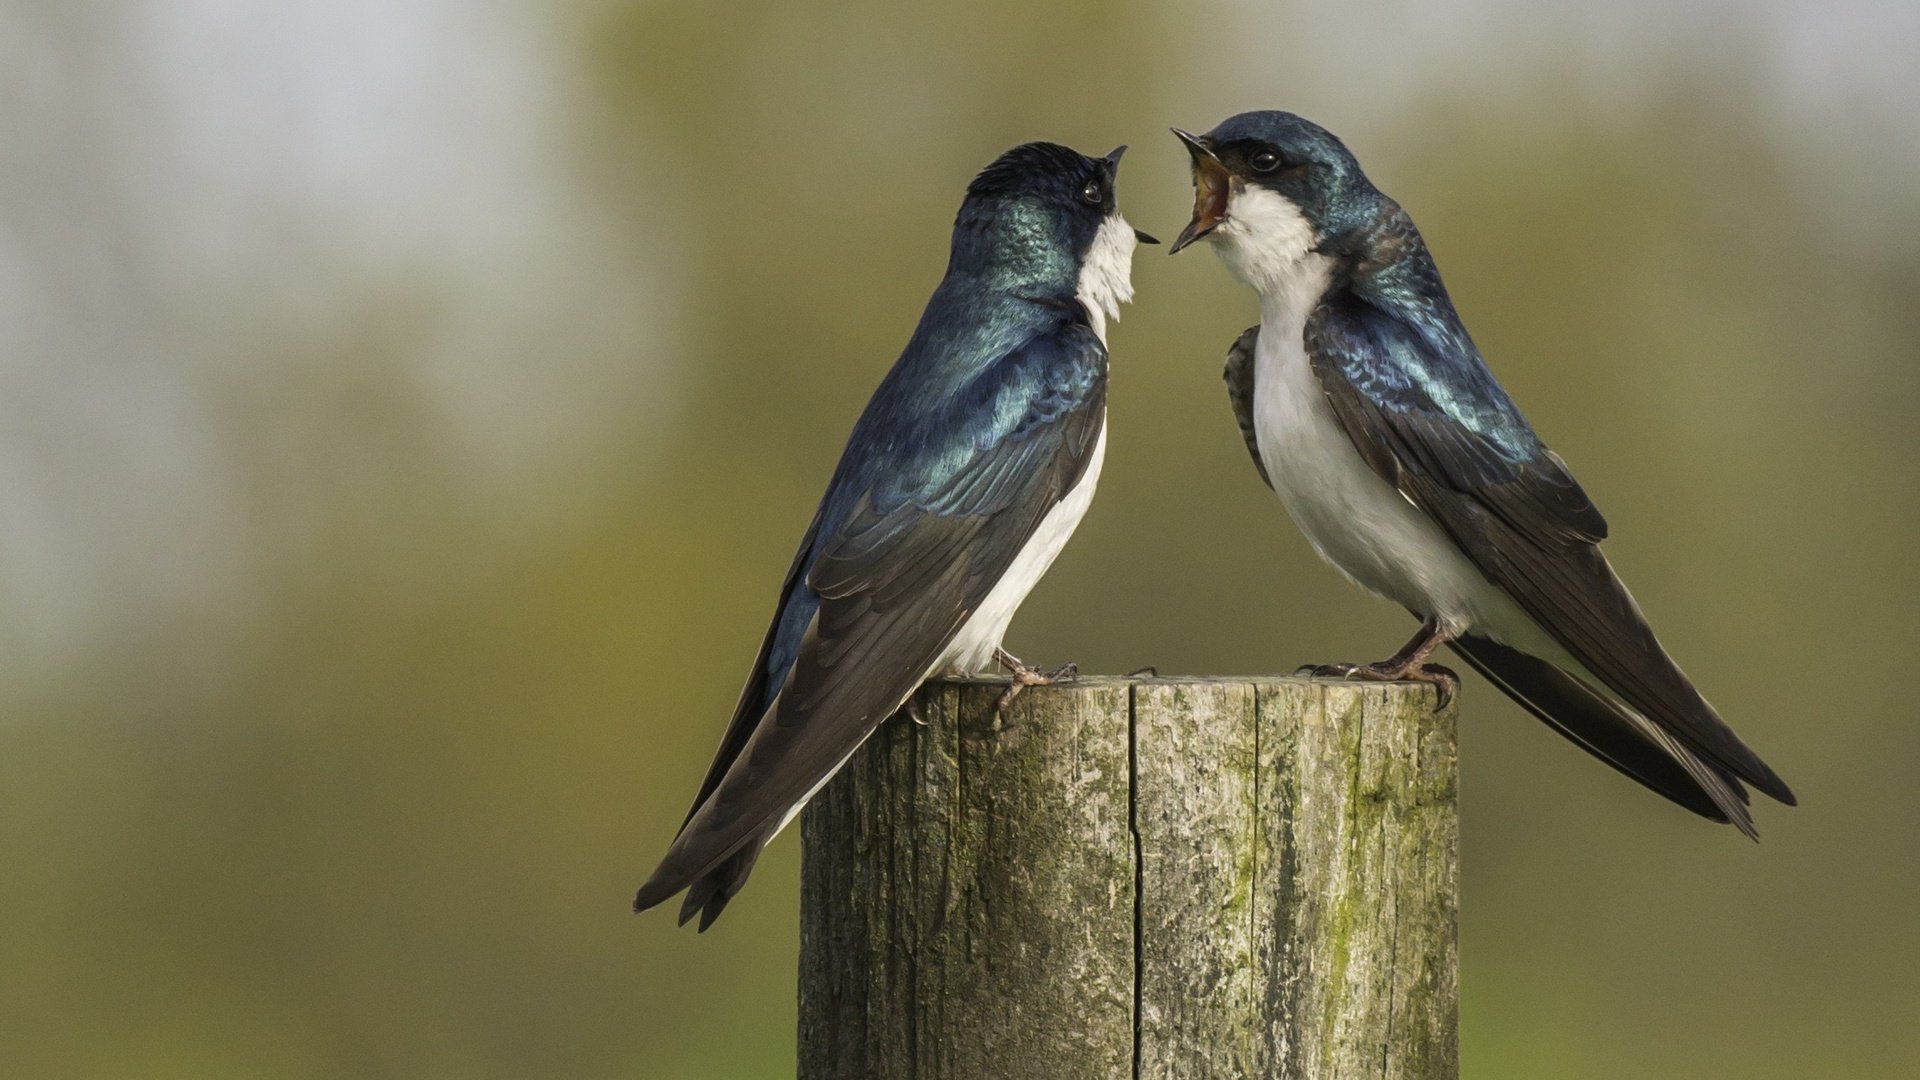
[1168,111,1794,837]
[1169,129,1231,254]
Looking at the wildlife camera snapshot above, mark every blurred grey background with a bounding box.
[2,1,1916,1076]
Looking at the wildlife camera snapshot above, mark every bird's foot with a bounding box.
[1295,617,1458,710]
[1403,663,1459,710]
[1296,660,1460,711]
[1125,665,1159,678]
[905,697,928,727]
[993,647,1077,714]
[1296,659,1396,681]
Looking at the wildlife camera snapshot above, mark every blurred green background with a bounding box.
[3,1,1916,1076]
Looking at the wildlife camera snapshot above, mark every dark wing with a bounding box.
[1306,288,1793,816]
[635,322,1108,927]
[1222,325,1272,490]
[1448,635,1754,836]
[676,513,826,833]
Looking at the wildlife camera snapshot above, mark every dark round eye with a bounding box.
[1250,150,1282,173]
[1081,180,1103,204]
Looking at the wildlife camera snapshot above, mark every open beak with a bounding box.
[1170,128,1231,254]
[1102,145,1159,245]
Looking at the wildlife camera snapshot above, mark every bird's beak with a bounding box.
[1170,128,1231,254]
[1103,145,1159,244]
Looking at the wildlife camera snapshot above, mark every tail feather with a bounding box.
[678,842,765,932]
[636,820,760,905]
[1450,634,1758,838]
[635,828,769,932]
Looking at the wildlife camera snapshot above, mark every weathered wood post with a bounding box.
[798,676,1458,1080]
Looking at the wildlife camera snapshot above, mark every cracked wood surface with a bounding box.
[798,676,1457,1080]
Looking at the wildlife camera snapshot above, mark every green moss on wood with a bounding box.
[800,675,1457,1080]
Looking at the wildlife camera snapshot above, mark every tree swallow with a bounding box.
[636,143,1152,929]
[1169,112,1794,835]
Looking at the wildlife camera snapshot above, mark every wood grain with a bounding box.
[799,676,1457,1079]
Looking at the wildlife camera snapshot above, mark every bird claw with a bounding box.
[1297,660,1458,712]
[993,648,1077,714]
[1418,665,1460,711]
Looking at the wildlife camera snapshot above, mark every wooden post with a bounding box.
[797,676,1458,1080]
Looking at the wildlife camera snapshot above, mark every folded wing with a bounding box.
[1304,286,1793,822]
[636,318,1108,927]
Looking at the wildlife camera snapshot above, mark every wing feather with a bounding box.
[1222,325,1273,490]
[636,321,1108,920]
[1306,287,1792,808]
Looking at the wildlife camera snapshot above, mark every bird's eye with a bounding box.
[1250,150,1282,173]
[1081,180,1103,204]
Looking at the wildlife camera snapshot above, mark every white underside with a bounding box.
[941,419,1107,674]
[1217,188,1555,653]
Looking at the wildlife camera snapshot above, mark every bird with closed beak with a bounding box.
[1170,111,1793,835]
[636,142,1153,929]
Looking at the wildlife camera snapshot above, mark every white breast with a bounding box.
[940,419,1106,673]
[1247,306,1477,629]
[1076,212,1139,342]
[1216,187,1520,636]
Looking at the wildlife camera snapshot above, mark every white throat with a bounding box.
[1209,185,1328,309]
[1075,212,1139,343]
